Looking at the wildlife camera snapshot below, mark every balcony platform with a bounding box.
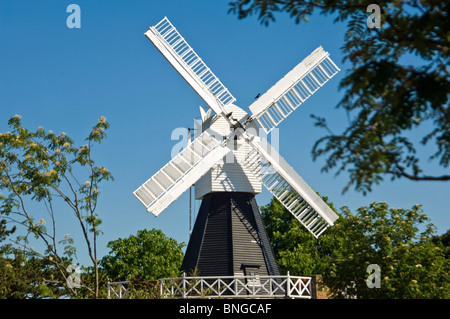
[107,273,313,299]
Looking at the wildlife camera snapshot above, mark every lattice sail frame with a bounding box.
[248,46,340,133]
[134,130,230,216]
[145,17,236,116]
[244,136,339,238]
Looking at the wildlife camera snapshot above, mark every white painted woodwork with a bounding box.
[134,131,231,216]
[245,135,339,237]
[145,17,235,116]
[248,46,340,133]
[195,104,262,199]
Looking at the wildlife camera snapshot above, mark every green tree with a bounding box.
[260,195,339,276]
[0,115,113,298]
[66,265,111,299]
[327,203,448,299]
[432,228,450,259]
[261,198,449,298]
[100,229,185,282]
[0,246,71,299]
[229,0,450,193]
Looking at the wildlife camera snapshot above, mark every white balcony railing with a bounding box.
[107,281,129,299]
[107,273,312,299]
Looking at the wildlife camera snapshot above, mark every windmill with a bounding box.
[134,17,340,278]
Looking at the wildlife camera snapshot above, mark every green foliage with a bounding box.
[261,195,340,276]
[100,229,185,282]
[0,246,71,299]
[261,198,449,299]
[432,229,450,259]
[127,280,163,299]
[0,115,113,298]
[327,203,449,298]
[229,0,450,193]
[68,265,111,299]
[0,218,15,243]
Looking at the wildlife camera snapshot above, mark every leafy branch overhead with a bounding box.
[229,0,450,193]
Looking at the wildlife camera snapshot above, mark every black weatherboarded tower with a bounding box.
[181,192,280,278]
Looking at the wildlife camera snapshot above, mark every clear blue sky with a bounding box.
[1,0,448,268]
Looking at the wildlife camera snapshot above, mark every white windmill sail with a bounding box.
[245,136,339,238]
[134,130,231,216]
[248,46,340,134]
[145,17,236,116]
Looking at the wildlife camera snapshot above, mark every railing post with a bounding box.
[269,277,273,296]
[308,277,313,299]
[107,282,111,299]
[182,273,187,299]
[286,271,291,298]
